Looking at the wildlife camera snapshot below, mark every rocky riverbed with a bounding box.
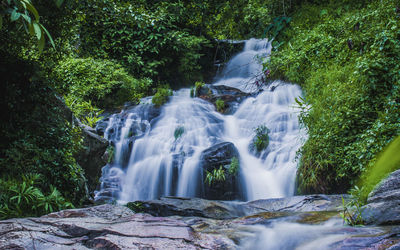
[1,191,399,249]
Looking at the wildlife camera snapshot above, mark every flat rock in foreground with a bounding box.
[0,204,235,249]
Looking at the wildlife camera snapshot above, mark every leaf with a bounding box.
[0,15,2,30]
[22,0,40,21]
[11,9,21,22]
[40,24,55,48]
[55,0,64,8]
[38,33,45,52]
[20,13,31,23]
[33,21,41,40]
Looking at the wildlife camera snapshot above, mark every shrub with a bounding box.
[174,126,185,140]
[215,99,225,113]
[205,167,226,186]
[53,57,152,110]
[266,0,400,194]
[152,86,173,107]
[229,157,240,175]
[253,125,270,152]
[194,81,205,97]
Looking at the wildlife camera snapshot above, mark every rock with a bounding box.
[199,142,242,200]
[362,169,400,225]
[198,84,250,114]
[0,204,235,249]
[75,120,109,193]
[139,195,347,220]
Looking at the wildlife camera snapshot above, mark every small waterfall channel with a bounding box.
[95,39,305,203]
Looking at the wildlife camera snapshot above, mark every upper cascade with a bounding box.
[95,39,304,203]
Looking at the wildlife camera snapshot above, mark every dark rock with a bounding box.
[198,84,250,114]
[139,195,347,220]
[199,142,241,200]
[75,120,109,193]
[362,169,400,225]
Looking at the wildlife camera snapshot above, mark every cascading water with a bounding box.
[95,38,305,202]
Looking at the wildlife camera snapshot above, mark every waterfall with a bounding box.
[95,39,305,202]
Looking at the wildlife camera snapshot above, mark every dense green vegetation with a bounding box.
[1,0,399,219]
[266,0,400,194]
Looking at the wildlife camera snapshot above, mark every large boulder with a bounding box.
[197,84,250,114]
[362,169,400,225]
[199,142,242,200]
[75,120,109,193]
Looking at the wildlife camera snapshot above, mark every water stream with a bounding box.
[95,38,304,203]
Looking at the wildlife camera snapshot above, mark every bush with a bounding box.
[229,157,240,175]
[253,125,270,152]
[266,0,400,194]
[174,126,185,140]
[53,57,152,111]
[0,57,88,215]
[152,86,173,107]
[194,81,205,97]
[215,99,226,113]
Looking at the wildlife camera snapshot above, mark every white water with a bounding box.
[241,219,348,250]
[95,38,304,202]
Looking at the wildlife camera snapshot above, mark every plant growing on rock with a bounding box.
[205,166,226,186]
[229,157,240,175]
[253,124,270,152]
[340,185,366,226]
[195,81,205,97]
[215,99,226,113]
[174,126,185,140]
[152,86,173,107]
[126,201,145,213]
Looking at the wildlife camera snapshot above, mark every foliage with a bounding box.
[152,86,173,107]
[264,16,291,46]
[358,135,400,201]
[266,0,400,194]
[126,201,144,213]
[75,0,210,85]
[253,124,270,152]
[174,126,185,140]
[53,57,152,111]
[194,81,205,97]
[205,166,226,186]
[340,186,366,226]
[0,174,73,219]
[106,145,115,164]
[229,157,240,175]
[215,99,226,113]
[0,57,87,215]
[0,0,56,52]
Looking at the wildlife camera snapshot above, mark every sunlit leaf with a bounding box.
[33,21,41,40]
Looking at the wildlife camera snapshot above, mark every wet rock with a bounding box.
[139,195,347,220]
[139,197,254,219]
[198,84,250,114]
[0,204,235,249]
[199,142,242,200]
[362,169,400,225]
[75,121,109,193]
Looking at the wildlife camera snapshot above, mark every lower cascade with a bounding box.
[95,39,305,203]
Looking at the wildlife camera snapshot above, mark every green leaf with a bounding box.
[40,24,55,48]
[0,15,2,30]
[11,9,21,21]
[20,13,31,23]
[33,22,41,40]
[22,0,40,21]
[28,22,35,36]
[38,33,45,52]
[55,0,64,8]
